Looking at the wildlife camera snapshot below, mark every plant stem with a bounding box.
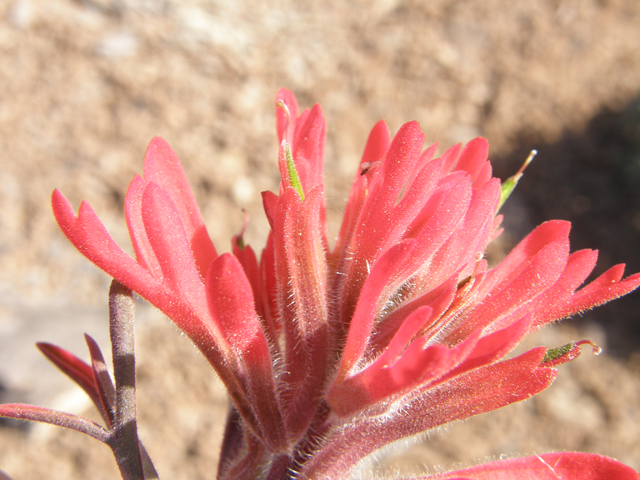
[108,280,159,479]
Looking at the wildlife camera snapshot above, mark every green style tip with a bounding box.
[498,149,537,211]
[284,140,305,201]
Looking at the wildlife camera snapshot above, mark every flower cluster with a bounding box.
[3,89,640,479]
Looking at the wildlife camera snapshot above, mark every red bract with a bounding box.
[425,452,638,480]
[50,89,640,479]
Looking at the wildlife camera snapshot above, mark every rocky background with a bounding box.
[0,0,639,478]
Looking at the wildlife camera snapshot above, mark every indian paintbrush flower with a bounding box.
[2,89,640,479]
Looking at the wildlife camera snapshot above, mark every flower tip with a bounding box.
[51,189,78,223]
[398,119,425,141]
[498,149,538,210]
[51,188,64,204]
[145,136,172,156]
[148,135,167,145]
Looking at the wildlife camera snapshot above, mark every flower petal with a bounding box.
[291,103,326,192]
[483,220,571,293]
[526,248,598,327]
[440,142,463,172]
[454,137,490,184]
[451,237,570,341]
[442,314,533,381]
[361,120,391,167]
[269,186,330,442]
[124,174,162,278]
[371,275,458,354]
[141,182,206,302]
[431,452,639,480]
[337,240,416,378]
[52,190,160,298]
[142,137,217,276]
[303,349,555,479]
[558,264,640,318]
[276,89,326,192]
[329,310,482,417]
[206,253,286,452]
[355,122,425,256]
[276,88,299,143]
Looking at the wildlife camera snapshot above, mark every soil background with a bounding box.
[1,0,640,478]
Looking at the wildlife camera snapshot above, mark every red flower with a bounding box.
[51,89,640,479]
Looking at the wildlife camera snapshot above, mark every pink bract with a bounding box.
[52,89,640,479]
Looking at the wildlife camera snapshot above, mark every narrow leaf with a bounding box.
[84,334,116,428]
[36,342,112,426]
[0,404,109,443]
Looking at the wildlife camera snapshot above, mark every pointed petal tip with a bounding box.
[143,136,177,165]
[146,135,169,148]
[51,188,73,214]
[397,119,424,138]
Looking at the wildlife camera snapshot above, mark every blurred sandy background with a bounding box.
[0,0,640,478]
